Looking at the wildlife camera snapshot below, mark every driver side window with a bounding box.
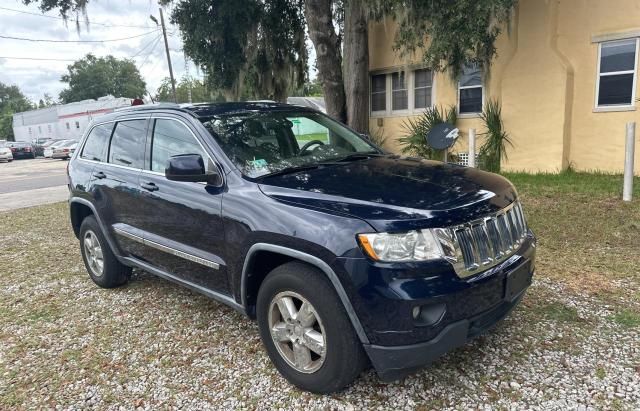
[150,119,212,173]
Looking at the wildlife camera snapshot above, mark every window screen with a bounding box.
[81,123,113,162]
[459,65,483,114]
[414,69,433,109]
[371,74,386,112]
[597,39,637,106]
[391,72,408,111]
[108,120,146,168]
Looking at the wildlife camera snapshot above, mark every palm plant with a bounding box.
[398,105,458,159]
[479,99,512,173]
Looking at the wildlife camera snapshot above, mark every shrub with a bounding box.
[479,99,512,173]
[398,105,457,160]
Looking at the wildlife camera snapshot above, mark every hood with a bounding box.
[258,156,518,232]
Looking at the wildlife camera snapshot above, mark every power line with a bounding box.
[131,35,163,58]
[0,56,76,62]
[0,30,159,43]
[0,5,154,29]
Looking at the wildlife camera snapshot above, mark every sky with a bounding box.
[0,0,202,103]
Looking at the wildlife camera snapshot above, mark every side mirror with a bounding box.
[165,154,222,186]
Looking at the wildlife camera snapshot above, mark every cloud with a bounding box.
[0,1,195,102]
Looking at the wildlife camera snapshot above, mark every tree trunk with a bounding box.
[343,0,369,133]
[304,0,347,124]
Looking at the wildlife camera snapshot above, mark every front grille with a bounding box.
[438,201,528,278]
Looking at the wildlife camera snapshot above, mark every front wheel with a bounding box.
[256,261,368,393]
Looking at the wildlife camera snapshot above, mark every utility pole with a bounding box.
[159,7,177,103]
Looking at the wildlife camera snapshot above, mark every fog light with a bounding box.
[412,303,447,326]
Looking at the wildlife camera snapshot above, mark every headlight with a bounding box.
[357,229,444,262]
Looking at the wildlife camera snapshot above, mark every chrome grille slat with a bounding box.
[445,201,529,278]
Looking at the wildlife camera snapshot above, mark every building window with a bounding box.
[28,127,32,135]
[458,65,483,114]
[47,124,52,133]
[370,74,386,112]
[75,121,80,129]
[370,68,433,115]
[414,69,433,109]
[66,122,70,130]
[596,38,639,107]
[391,72,408,111]
[38,125,42,134]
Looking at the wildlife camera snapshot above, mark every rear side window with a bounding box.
[81,123,113,162]
[108,120,147,168]
[150,119,212,173]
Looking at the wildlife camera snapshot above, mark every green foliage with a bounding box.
[0,82,34,141]
[156,76,211,103]
[170,0,307,102]
[59,54,146,103]
[370,0,516,80]
[398,105,457,159]
[479,99,512,173]
[37,93,56,109]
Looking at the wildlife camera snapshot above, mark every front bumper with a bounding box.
[0,154,12,161]
[335,231,536,380]
[364,291,526,381]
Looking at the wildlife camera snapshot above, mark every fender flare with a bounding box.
[69,197,124,261]
[240,243,370,344]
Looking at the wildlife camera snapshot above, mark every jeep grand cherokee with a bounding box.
[67,102,536,393]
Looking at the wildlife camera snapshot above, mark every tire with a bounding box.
[79,215,131,288]
[257,261,368,393]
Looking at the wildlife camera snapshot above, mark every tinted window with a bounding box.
[151,119,211,173]
[108,120,147,168]
[81,123,113,162]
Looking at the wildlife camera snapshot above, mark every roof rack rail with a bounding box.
[114,102,181,112]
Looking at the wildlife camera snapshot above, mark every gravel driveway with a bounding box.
[1,173,639,409]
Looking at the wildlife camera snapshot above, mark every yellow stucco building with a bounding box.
[368,0,640,174]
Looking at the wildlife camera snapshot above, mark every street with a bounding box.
[0,158,69,211]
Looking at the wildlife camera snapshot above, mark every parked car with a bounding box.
[44,139,73,158]
[67,103,536,393]
[33,138,53,157]
[0,142,14,162]
[6,141,35,159]
[52,141,78,160]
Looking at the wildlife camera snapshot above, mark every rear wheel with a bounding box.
[79,215,131,288]
[257,261,368,393]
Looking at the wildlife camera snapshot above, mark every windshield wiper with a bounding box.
[257,164,320,179]
[332,152,386,162]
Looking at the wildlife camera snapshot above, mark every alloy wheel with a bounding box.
[268,291,326,373]
[83,230,104,277]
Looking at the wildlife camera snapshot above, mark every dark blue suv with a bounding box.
[67,102,536,393]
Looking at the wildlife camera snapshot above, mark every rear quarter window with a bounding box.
[108,120,147,168]
[81,123,114,162]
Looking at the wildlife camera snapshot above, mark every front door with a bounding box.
[134,116,229,294]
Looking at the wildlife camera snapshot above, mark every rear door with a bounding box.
[134,116,229,294]
[88,117,149,258]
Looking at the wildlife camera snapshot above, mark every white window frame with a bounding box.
[391,72,410,113]
[370,68,435,117]
[457,68,484,117]
[594,38,639,112]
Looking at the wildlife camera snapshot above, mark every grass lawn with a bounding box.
[0,171,639,409]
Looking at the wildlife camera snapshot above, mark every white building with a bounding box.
[12,96,134,142]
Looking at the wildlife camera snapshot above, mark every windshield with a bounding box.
[200,111,380,178]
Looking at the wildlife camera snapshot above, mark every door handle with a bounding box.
[140,182,159,192]
[93,171,106,179]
